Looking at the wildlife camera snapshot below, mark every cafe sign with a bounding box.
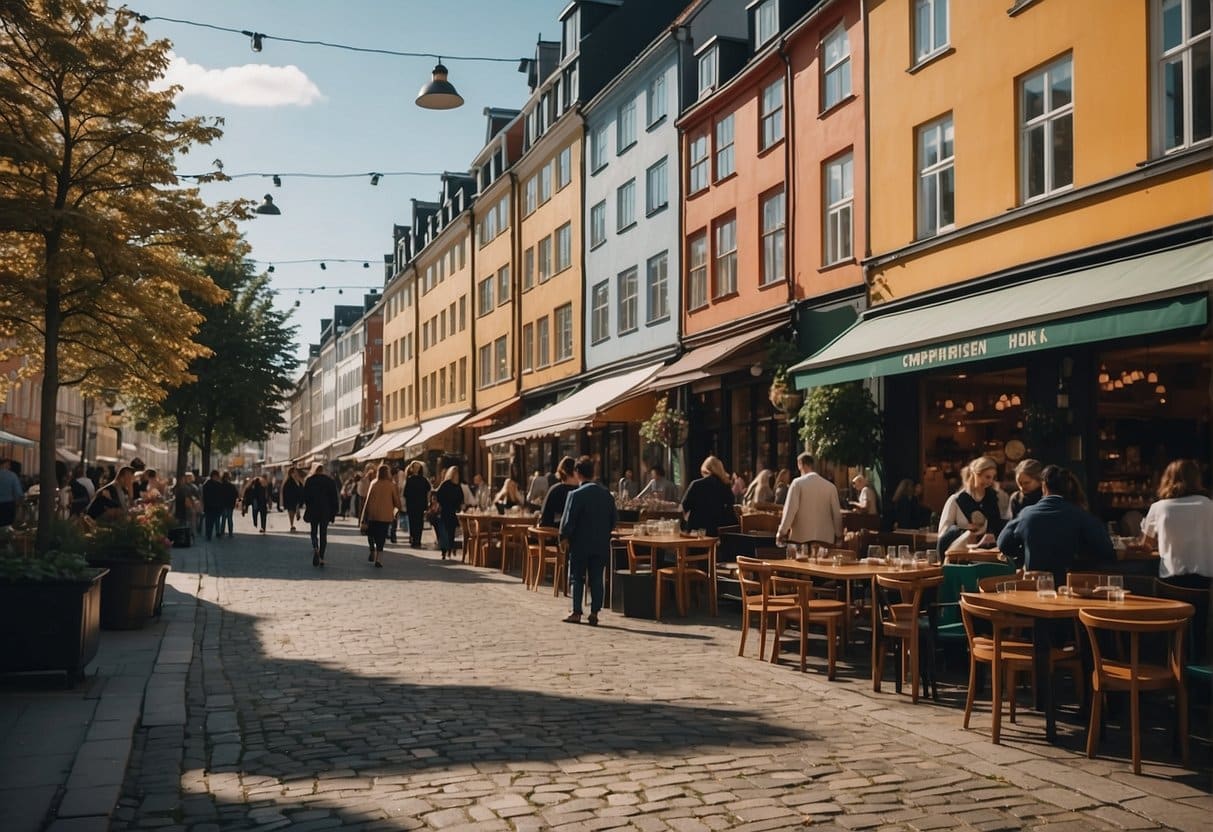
[900,327,1049,370]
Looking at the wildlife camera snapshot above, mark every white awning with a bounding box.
[0,429,36,447]
[354,427,420,461]
[305,440,333,459]
[398,411,470,458]
[645,321,786,391]
[55,446,80,463]
[481,364,662,445]
[141,442,168,455]
[121,442,138,452]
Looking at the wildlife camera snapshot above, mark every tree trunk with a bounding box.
[200,427,212,476]
[36,284,61,551]
[174,423,190,481]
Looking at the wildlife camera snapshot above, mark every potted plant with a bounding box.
[768,369,803,416]
[0,522,108,684]
[639,397,689,449]
[798,381,885,471]
[85,503,173,630]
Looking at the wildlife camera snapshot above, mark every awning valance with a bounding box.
[329,435,358,461]
[354,427,420,461]
[791,241,1212,389]
[458,396,521,429]
[397,411,470,458]
[646,321,786,391]
[481,364,661,445]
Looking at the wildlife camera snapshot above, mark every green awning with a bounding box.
[792,241,1211,389]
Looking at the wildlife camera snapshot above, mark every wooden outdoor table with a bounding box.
[944,547,1007,564]
[622,533,718,574]
[960,590,1192,742]
[762,559,941,689]
[457,512,537,569]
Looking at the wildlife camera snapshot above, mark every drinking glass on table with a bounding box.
[1106,574,1125,591]
[1036,574,1057,599]
[926,549,940,566]
[898,545,911,561]
[867,545,883,562]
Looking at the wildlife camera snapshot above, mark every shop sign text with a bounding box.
[899,327,1049,370]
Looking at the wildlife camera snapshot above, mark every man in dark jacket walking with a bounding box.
[559,456,618,626]
[303,463,340,567]
[200,470,224,541]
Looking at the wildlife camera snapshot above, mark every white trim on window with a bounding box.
[1019,55,1074,202]
[916,114,955,238]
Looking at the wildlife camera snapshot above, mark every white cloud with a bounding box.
[158,52,324,107]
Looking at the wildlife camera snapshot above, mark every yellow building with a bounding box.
[402,176,477,465]
[792,0,1211,521]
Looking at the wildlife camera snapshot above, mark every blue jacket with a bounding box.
[560,481,617,559]
[997,494,1114,583]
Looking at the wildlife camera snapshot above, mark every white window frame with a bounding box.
[1019,55,1074,203]
[617,179,636,231]
[477,344,492,389]
[913,0,950,65]
[617,98,637,152]
[824,152,854,265]
[590,200,607,248]
[1152,0,1212,155]
[687,233,708,311]
[536,316,551,367]
[555,222,572,272]
[646,251,669,323]
[822,24,852,111]
[688,134,710,194]
[591,124,609,171]
[715,114,735,180]
[761,77,784,150]
[917,114,955,238]
[713,216,737,298]
[555,303,574,362]
[755,0,779,48]
[760,188,786,286]
[697,47,718,99]
[477,276,493,317]
[617,267,638,334]
[557,146,572,189]
[524,177,538,216]
[538,161,552,204]
[538,235,552,283]
[646,73,667,126]
[496,264,511,305]
[590,281,610,344]
[494,336,509,383]
[646,157,668,215]
[523,247,535,291]
[522,323,534,372]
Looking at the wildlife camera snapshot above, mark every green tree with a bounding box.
[143,260,299,479]
[0,1,248,549]
[798,382,885,471]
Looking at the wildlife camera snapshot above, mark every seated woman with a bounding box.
[681,455,737,536]
[494,477,525,513]
[742,469,775,507]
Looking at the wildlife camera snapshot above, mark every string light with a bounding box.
[123,9,523,64]
[179,169,442,182]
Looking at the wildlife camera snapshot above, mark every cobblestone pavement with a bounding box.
[111,511,1211,832]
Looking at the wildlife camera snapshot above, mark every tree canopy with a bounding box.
[0,0,249,547]
[143,260,300,478]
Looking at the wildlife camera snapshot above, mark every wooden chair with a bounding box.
[529,526,567,595]
[458,514,478,565]
[874,570,944,703]
[735,556,796,659]
[470,516,502,568]
[977,575,1037,593]
[740,512,780,533]
[959,595,1037,743]
[769,572,847,678]
[500,524,527,575]
[655,540,717,619]
[1079,604,1194,775]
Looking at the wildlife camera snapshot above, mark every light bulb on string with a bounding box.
[320,262,327,270]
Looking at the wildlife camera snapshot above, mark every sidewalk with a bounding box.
[0,547,199,832]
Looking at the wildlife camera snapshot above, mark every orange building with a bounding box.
[662,0,867,477]
[792,0,1211,518]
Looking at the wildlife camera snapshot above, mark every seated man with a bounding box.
[997,465,1113,585]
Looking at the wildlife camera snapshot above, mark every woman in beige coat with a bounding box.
[360,464,403,568]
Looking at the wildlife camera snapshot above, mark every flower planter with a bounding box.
[87,558,170,630]
[0,568,107,683]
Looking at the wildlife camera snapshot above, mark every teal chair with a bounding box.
[934,561,1017,653]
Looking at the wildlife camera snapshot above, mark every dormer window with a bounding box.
[562,8,580,59]
[754,0,779,48]
[697,46,718,99]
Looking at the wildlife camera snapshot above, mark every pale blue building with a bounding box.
[581,30,685,376]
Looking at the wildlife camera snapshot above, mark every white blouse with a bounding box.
[1141,494,1213,579]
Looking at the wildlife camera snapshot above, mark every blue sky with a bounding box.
[136,0,566,359]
